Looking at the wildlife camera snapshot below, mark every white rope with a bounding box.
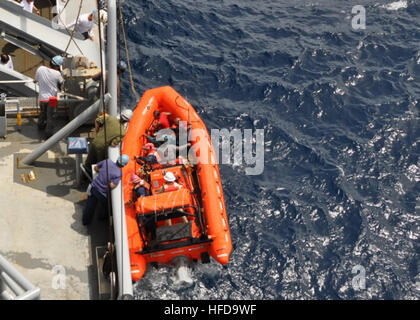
[64,0,84,55]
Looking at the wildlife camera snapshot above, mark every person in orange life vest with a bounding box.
[131,173,150,198]
[175,156,189,165]
[151,110,171,131]
[157,171,183,193]
[136,143,162,164]
[171,117,190,131]
[157,172,189,225]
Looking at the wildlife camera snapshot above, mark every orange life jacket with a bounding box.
[163,182,182,192]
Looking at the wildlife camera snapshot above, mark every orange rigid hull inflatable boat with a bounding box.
[122,86,232,281]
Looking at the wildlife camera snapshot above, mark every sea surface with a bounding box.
[119,0,420,299]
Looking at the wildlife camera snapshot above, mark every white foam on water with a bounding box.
[382,1,408,11]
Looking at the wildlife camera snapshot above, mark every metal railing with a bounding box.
[0,255,40,300]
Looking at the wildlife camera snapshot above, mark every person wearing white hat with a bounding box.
[66,10,97,41]
[157,171,183,193]
[118,109,133,130]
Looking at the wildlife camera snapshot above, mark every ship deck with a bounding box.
[0,116,109,300]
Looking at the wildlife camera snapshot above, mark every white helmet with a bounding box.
[120,109,133,122]
[164,171,176,182]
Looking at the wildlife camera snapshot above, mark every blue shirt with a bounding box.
[92,159,122,197]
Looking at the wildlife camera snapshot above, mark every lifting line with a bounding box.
[117,0,140,101]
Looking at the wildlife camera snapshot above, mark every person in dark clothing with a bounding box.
[151,110,171,131]
[82,154,129,225]
[144,128,176,147]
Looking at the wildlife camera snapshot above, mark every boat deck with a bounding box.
[0,116,109,299]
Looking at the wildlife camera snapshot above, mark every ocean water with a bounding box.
[119,0,420,299]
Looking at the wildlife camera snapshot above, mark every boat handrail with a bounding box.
[0,255,40,300]
[0,79,34,84]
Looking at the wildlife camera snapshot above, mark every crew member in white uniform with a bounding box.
[66,10,97,41]
[19,0,40,15]
[34,56,64,138]
[0,54,14,70]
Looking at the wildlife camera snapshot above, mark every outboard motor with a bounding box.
[172,256,193,285]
